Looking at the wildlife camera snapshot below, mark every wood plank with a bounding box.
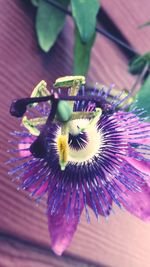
[102,0,150,54]
[0,233,103,267]
[1,1,150,267]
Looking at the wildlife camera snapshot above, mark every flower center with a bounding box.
[68,132,88,150]
[55,119,103,165]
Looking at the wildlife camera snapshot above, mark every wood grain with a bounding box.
[102,0,150,54]
[0,233,104,267]
[1,1,150,267]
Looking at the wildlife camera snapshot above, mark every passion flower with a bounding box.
[8,76,150,255]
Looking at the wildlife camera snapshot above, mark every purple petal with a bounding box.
[123,148,150,186]
[18,137,32,157]
[48,197,84,255]
[118,182,150,221]
[114,111,150,145]
[117,148,150,220]
[126,157,150,180]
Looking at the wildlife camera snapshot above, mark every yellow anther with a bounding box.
[30,80,50,107]
[22,116,40,136]
[57,135,68,171]
[54,76,85,88]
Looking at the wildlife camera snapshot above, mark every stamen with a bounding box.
[22,116,40,136]
[30,80,50,107]
[53,76,85,88]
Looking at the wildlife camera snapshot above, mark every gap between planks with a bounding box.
[0,231,107,267]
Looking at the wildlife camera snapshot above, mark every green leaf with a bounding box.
[31,0,39,6]
[36,0,70,52]
[139,21,150,29]
[71,0,100,43]
[129,52,150,75]
[131,75,150,121]
[73,27,96,76]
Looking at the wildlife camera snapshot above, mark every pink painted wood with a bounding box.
[102,0,150,54]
